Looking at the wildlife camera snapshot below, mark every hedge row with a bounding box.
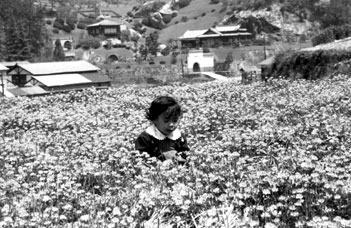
[312,24,351,46]
[270,49,351,80]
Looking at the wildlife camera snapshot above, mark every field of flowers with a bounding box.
[1,76,351,227]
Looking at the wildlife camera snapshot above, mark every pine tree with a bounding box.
[0,0,49,61]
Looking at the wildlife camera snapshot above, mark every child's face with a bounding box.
[153,112,180,136]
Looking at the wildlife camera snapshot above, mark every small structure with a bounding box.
[179,25,252,49]
[186,49,215,74]
[86,19,126,38]
[6,60,111,96]
[258,56,275,81]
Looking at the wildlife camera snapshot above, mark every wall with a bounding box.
[187,52,214,73]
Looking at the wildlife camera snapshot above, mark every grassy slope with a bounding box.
[158,0,227,44]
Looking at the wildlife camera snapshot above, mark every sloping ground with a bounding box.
[302,37,351,52]
[158,0,226,43]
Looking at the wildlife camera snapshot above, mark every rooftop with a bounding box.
[9,60,100,76]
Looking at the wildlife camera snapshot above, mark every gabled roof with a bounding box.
[178,29,207,40]
[215,25,242,32]
[8,60,100,76]
[32,73,111,87]
[178,25,250,40]
[87,19,124,27]
[0,61,30,67]
[258,56,275,66]
[32,74,91,87]
[7,86,50,96]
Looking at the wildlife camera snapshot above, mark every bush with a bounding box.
[46,20,52,25]
[77,36,101,50]
[175,0,191,8]
[312,24,351,46]
[159,61,166,64]
[77,23,87,30]
[53,20,64,30]
[181,16,188,23]
[62,24,72,33]
[271,49,351,80]
[52,28,59,34]
[210,0,220,4]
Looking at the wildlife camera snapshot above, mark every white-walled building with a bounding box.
[187,49,215,74]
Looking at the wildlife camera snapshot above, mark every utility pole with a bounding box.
[263,33,267,60]
[1,72,4,97]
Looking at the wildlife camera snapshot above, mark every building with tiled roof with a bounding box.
[86,19,126,38]
[178,25,252,49]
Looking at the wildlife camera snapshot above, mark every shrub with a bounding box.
[77,36,101,50]
[181,16,188,23]
[52,28,59,34]
[46,20,52,25]
[210,0,220,4]
[159,61,166,64]
[201,12,206,17]
[62,24,72,33]
[175,0,191,8]
[77,23,86,30]
[312,24,351,46]
[53,20,64,30]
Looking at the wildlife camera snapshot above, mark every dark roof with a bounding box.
[81,72,112,83]
[7,86,50,96]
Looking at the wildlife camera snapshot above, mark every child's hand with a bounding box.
[163,150,186,162]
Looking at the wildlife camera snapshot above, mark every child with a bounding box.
[135,96,190,162]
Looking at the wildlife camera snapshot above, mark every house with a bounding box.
[178,25,252,49]
[186,49,215,74]
[6,60,111,96]
[86,19,126,38]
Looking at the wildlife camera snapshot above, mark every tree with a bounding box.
[53,39,65,61]
[0,0,50,61]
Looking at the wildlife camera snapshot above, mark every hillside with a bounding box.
[49,0,327,45]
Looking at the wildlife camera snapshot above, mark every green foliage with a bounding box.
[53,39,65,61]
[53,20,64,30]
[62,24,72,33]
[0,0,49,61]
[312,25,351,46]
[77,36,101,50]
[173,0,191,9]
[145,31,159,56]
[181,16,188,23]
[270,49,351,80]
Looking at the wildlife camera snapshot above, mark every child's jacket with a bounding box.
[135,125,190,160]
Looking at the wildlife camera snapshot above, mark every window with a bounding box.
[104,28,117,35]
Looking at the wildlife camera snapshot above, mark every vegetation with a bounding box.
[0,0,50,61]
[53,39,66,61]
[2,77,351,227]
[270,49,351,80]
[312,25,351,46]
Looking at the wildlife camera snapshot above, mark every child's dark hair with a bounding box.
[146,96,182,121]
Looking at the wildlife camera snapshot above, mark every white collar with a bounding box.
[145,124,181,140]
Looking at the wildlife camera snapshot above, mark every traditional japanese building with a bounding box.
[178,25,252,49]
[86,19,126,38]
